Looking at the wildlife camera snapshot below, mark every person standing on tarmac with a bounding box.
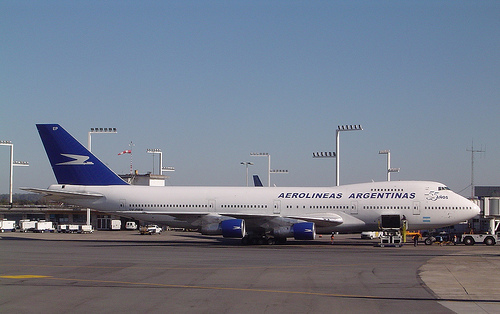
[413,234,419,246]
[330,233,335,245]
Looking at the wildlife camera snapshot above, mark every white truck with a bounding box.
[0,220,16,232]
[139,225,162,235]
[19,220,36,232]
[35,221,55,233]
[461,232,500,246]
[125,221,137,230]
[460,218,500,246]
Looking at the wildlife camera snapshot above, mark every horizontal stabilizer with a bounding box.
[20,187,103,200]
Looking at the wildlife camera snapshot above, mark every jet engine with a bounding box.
[273,222,316,240]
[220,219,246,238]
[292,222,316,240]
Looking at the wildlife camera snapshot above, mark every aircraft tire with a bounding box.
[241,236,250,245]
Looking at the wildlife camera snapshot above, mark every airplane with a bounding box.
[23,124,480,244]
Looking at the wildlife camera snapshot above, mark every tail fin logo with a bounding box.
[56,154,94,166]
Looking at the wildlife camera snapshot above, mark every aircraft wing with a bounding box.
[20,187,104,200]
[286,212,344,227]
[125,211,344,229]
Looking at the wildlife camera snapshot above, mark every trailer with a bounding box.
[79,225,94,234]
[19,220,36,232]
[111,220,121,230]
[35,221,55,233]
[57,224,68,233]
[0,219,16,232]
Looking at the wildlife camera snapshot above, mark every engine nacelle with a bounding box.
[200,223,221,235]
[220,219,246,238]
[292,222,316,240]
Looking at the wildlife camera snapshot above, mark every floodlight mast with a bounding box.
[1,141,29,206]
[379,150,400,181]
[269,169,289,187]
[312,151,336,185]
[336,125,363,186]
[0,141,13,206]
[147,148,162,175]
[88,127,117,152]
[240,162,254,186]
[87,127,116,226]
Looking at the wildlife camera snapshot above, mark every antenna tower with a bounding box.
[466,141,485,198]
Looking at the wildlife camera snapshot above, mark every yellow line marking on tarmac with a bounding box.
[0,275,52,279]
[2,275,497,303]
[2,275,383,299]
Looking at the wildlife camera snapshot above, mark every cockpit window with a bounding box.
[438,186,450,191]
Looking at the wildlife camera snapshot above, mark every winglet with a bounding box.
[37,124,128,185]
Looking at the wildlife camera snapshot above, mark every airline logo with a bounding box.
[278,191,416,200]
[425,191,448,201]
[56,154,94,166]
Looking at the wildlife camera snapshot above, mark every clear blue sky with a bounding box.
[1,1,499,196]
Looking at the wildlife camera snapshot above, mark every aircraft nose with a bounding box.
[473,203,481,215]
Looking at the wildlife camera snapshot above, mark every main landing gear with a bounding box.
[241,235,287,245]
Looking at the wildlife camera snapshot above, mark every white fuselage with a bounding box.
[48,180,479,233]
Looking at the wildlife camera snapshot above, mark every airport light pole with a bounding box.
[162,166,175,173]
[147,148,162,175]
[379,150,400,181]
[312,152,336,185]
[147,149,175,176]
[250,153,271,187]
[1,141,29,207]
[1,141,13,206]
[240,162,254,186]
[87,127,116,226]
[270,169,289,186]
[88,127,117,151]
[336,125,363,186]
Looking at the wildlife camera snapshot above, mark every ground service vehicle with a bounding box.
[111,220,121,230]
[126,221,137,230]
[80,225,94,233]
[35,221,55,233]
[140,225,162,235]
[19,220,36,232]
[461,233,500,246]
[360,231,380,239]
[0,220,16,232]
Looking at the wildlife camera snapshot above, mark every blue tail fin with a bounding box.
[37,124,128,185]
[253,175,263,187]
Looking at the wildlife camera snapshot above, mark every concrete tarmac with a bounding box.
[1,231,499,313]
